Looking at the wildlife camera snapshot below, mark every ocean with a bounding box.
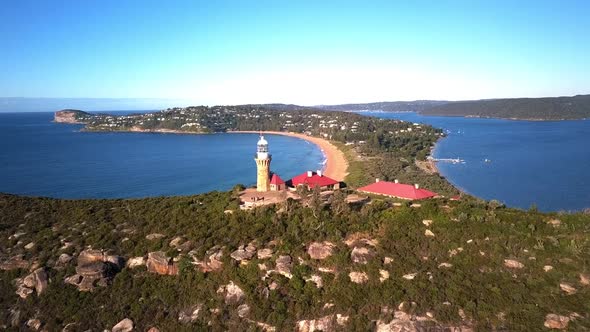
[358,111,590,212]
[0,112,325,199]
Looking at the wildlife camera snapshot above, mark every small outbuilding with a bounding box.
[270,174,286,191]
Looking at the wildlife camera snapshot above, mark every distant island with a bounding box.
[318,94,590,121]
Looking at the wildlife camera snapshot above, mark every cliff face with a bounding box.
[54,109,90,124]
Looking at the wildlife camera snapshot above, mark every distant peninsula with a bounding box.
[54,105,457,196]
[318,94,590,121]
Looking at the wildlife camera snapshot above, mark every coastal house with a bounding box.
[357,179,437,200]
[290,170,340,190]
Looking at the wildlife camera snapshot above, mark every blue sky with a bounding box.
[1,0,589,105]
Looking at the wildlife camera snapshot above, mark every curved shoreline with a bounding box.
[229,131,349,182]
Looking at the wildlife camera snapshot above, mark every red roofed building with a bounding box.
[357,179,438,200]
[291,170,340,190]
[270,173,286,191]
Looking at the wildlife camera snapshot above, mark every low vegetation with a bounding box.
[1,191,589,330]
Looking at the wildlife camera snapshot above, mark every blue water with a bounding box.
[358,111,590,212]
[0,112,324,199]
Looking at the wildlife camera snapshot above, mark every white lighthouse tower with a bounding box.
[254,135,272,192]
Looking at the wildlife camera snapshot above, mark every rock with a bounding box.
[146,251,178,275]
[57,253,73,265]
[438,263,453,268]
[275,255,293,279]
[169,236,184,248]
[257,248,274,259]
[376,310,472,332]
[344,233,379,247]
[350,246,375,264]
[26,318,42,330]
[146,233,165,240]
[580,273,590,286]
[305,275,323,288]
[543,265,554,272]
[559,283,577,295]
[16,282,34,299]
[192,247,224,272]
[307,241,336,260]
[103,255,124,270]
[544,314,569,329]
[217,281,245,305]
[503,259,524,269]
[24,242,35,250]
[402,273,417,280]
[448,247,463,257]
[0,255,30,270]
[112,318,134,332]
[146,328,160,332]
[231,246,256,261]
[9,231,26,240]
[422,219,433,226]
[77,249,105,265]
[383,257,394,265]
[349,271,369,284]
[126,257,145,268]
[178,304,202,323]
[547,219,561,227]
[379,269,390,282]
[424,229,435,237]
[237,303,250,318]
[297,316,332,332]
[17,268,48,298]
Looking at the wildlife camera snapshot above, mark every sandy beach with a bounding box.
[230,131,349,181]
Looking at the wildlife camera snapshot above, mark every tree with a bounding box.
[331,189,350,216]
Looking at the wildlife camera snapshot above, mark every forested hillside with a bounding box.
[420,95,590,120]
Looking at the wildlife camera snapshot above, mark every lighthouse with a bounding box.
[255,135,272,192]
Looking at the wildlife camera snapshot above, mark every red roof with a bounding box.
[270,174,285,185]
[291,171,339,187]
[357,181,437,200]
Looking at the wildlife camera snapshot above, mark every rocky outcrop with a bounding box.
[344,233,378,248]
[1,255,30,270]
[146,252,179,275]
[275,255,293,279]
[503,259,524,269]
[65,249,124,291]
[544,314,570,330]
[178,304,202,323]
[559,282,577,295]
[15,268,48,299]
[146,233,165,240]
[54,110,88,124]
[376,310,472,332]
[350,246,375,264]
[231,243,257,262]
[126,256,145,268]
[257,248,274,259]
[307,242,335,260]
[217,281,245,305]
[305,275,323,288]
[191,246,224,272]
[349,271,369,284]
[112,318,134,332]
[297,314,349,332]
